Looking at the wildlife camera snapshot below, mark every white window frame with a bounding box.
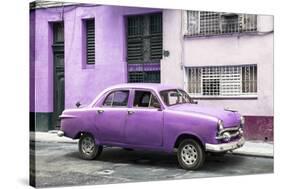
[184,65,258,99]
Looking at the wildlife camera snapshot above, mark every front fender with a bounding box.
[163,110,218,152]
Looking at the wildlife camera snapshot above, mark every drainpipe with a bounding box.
[180,10,187,90]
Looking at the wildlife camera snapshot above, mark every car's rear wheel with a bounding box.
[78,134,103,160]
[177,139,205,170]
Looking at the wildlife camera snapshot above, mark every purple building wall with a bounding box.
[30,5,161,131]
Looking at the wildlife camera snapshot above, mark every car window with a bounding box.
[133,90,160,108]
[103,90,129,107]
[160,89,192,106]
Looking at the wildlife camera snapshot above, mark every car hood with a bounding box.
[168,104,241,128]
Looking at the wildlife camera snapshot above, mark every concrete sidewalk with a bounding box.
[30,131,273,158]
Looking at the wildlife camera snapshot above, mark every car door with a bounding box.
[125,89,163,146]
[95,90,129,143]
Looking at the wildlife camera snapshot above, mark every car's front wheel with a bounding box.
[78,134,103,160]
[177,139,205,170]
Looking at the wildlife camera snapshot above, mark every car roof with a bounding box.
[106,83,181,92]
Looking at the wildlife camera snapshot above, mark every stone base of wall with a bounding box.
[30,112,53,132]
[244,116,273,141]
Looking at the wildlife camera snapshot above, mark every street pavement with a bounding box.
[30,139,274,188]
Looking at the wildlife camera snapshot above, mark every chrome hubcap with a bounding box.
[81,136,95,155]
[181,144,198,165]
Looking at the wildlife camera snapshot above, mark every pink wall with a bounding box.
[184,34,273,117]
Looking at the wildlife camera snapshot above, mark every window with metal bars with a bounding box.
[128,71,160,83]
[186,65,257,97]
[186,11,257,37]
[85,19,95,64]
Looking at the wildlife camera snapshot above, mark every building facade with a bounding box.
[30,2,274,140]
[30,2,163,131]
[161,10,274,140]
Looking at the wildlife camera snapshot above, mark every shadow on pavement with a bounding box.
[64,147,246,171]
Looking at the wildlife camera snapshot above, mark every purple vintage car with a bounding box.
[58,83,245,170]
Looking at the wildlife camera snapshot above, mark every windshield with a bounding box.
[160,89,193,106]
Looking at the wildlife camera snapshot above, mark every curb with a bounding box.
[230,151,273,159]
[31,139,78,144]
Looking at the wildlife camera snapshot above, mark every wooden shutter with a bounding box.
[127,16,143,63]
[127,13,162,83]
[150,13,163,61]
[86,19,95,64]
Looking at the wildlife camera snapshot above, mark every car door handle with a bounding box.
[128,110,135,115]
[97,109,104,114]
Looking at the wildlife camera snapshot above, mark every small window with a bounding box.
[186,65,257,97]
[53,22,64,43]
[160,89,192,106]
[103,90,129,107]
[186,11,257,36]
[85,19,95,64]
[133,90,160,108]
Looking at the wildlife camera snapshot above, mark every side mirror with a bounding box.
[76,101,81,108]
[152,102,161,110]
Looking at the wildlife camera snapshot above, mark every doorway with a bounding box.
[52,22,65,129]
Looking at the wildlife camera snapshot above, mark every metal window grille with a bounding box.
[200,12,221,35]
[128,71,160,83]
[186,65,257,97]
[186,11,200,35]
[86,19,95,64]
[186,11,257,36]
[221,14,240,33]
[128,72,144,83]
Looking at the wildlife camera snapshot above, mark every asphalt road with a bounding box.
[30,141,273,188]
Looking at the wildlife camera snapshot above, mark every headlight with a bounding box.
[222,132,231,142]
[217,119,224,131]
[240,116,245,127]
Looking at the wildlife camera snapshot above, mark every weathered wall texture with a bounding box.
[161,11,273,140]
[30,5,160,113]
[162,12,273,117]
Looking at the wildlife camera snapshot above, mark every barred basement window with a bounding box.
[85,19,95,64]
[186,11,257,36]
[186,65,257,97]
[128,71,160,83]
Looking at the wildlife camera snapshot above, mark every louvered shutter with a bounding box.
[127,16,143,63]
[150,13,163,61]
[86,19,95,64]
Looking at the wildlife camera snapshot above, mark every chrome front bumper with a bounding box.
[205,137,245,152]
